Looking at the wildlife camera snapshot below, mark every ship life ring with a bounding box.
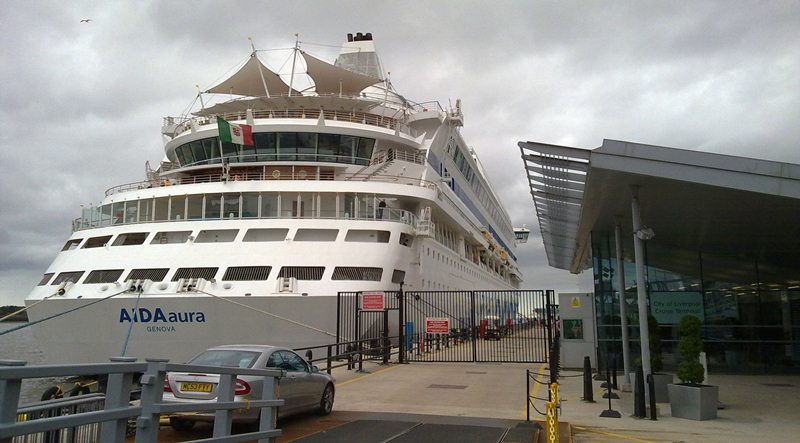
[41,385,64,401]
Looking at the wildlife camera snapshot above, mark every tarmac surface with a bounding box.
[143,358,800,442]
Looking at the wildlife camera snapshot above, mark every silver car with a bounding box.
[162,344,335,432]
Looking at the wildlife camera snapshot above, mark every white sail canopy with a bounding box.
[193,94,383,116]
[206,54,299,97]
[301,51,382,96]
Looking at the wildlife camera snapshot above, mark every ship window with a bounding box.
[223,193,240,218]
[345,229,390,243]
[190,140,207,164]
[337,135,356,163]
[203,138,221,163]
[223,266,272,281]
[332,267,382,281]
[83,235,112,249]
[278,266,324,280]
[187,195,203,219]
[391,270,405,284]
[153,197,169,221]
[261,194,278,218]
[221,141,238,159]
[61,239,83,251]
[295,229,338,241]
[278,133,297,161]
[151,231,191,244]
[172,267,219,281]
[356,138,375,164]
[112,232,148,246]
[171,196,186,220]
[38,273,54,286]
[126,268,169,282]
[243,228,288,242]
[195,229,238,243]
[297,132,317,161]
[318,134,338,162]
[242,193,259,218]
[254,133,276,161]
[205,193,222,219]
[399,233,413,248]
[84,269,124,284]
[52,271,84,285]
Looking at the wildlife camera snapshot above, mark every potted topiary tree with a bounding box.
[647,315,674,403]
[668,315,719,420]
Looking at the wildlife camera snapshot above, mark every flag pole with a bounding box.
[249,36,271,98]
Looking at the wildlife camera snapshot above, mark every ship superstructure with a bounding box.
[24,33,524,363]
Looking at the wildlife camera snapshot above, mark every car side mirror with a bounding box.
[311,365,320,373]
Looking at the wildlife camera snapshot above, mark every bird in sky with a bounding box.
[80,19,92,23]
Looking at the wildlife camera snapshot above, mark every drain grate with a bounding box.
[465,371,488,375]
[762,383,795,387]
[428,384,468,390]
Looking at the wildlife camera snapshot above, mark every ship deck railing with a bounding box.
[170,105,426,139]
[0,358,283,443]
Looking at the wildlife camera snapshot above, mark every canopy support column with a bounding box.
[615,223,632,389]
[631,189,651,381]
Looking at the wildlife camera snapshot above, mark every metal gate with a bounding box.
[337,290,556,363]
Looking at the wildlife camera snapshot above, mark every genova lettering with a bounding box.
[119,308,206,324]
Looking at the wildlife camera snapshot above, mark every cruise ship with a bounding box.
[23,33,525,364]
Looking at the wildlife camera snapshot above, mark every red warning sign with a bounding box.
[425,317,450,334]
[361,291,385,311]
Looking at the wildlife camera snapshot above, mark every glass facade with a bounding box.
[592,231,800,374]
[169,133,376,167]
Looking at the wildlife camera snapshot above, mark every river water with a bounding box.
[0,322,57,404]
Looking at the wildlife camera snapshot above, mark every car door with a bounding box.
[279,351,317,408]
[266,351,301,412]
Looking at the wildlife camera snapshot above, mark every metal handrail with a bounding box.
[0,358,284,443]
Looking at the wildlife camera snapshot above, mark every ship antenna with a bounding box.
[249,36,271,98]
[288,33,300,96]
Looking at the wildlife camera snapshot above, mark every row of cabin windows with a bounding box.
[62,229,408,250]
[170,133,376,167]
[39,267,407,286]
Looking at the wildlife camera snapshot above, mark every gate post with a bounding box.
[398,282,406,364]
[470,291,477,362]
[382,308,390,364]
[546,290,556,384]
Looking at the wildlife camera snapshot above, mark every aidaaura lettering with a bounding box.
[119,308,206,323]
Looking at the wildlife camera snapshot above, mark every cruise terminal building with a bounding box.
[520,139,800,374]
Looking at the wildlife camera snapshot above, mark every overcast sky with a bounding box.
[1,0,798,306]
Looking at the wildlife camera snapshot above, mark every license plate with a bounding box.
[181,382,213,392]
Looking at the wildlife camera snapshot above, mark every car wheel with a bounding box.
[317,383,334,415]
[169,417,195,432]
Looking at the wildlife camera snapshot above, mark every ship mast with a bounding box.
[288,33,300,96]
[249,36,271,98]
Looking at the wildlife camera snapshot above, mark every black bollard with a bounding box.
[611,355,618,390]
[633,366,646,418]
[599,362,621,418]
[582,356,595,402]
[646,374,658,420]
[593,354,606,381]
[602,359,619,400]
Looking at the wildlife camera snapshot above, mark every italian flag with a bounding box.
[217,116,254,146]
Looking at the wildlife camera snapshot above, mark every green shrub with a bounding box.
[675,315,705,384]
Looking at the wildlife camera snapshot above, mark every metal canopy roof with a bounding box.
[520,139,800,283]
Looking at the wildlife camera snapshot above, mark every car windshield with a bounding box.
[188,350,261,368]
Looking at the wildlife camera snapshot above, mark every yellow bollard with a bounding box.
[546,383,560,443]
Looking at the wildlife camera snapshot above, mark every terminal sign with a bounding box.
[361,291,385,311]
[425,317,450,334]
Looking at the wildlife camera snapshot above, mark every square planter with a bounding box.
[668,383,719,420]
